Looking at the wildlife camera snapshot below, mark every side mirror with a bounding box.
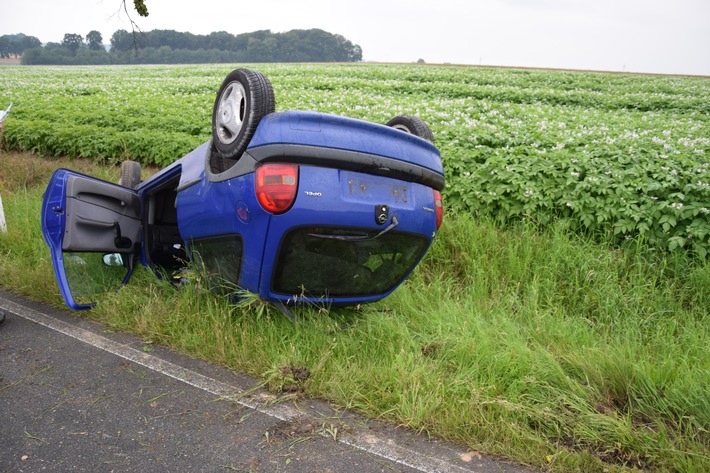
[103,253,125,267]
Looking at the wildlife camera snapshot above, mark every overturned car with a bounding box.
[41,68,445,311]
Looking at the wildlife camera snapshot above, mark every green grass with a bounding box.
[1,150,708,472]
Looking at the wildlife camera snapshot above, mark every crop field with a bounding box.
[1,64,709,472]
[1,64,709,256]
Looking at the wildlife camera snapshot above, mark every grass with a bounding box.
[0,149,708,472]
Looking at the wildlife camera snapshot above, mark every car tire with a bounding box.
[118,160,141,189]
[212,68,275,159]
[385,115,434,143]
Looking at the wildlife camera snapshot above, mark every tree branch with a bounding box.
[117,0,149,51]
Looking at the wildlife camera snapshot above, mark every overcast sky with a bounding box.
[1,0,708,75]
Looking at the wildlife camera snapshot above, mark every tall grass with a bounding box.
[1,151,708,472]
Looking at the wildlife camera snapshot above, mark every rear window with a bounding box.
[273,227,429,298]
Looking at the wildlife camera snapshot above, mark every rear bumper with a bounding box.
[206,111,445,191]
[248,143,445,191]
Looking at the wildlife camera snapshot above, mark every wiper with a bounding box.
[308,215,399,241]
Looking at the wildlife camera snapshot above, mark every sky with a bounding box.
[1,0,708,75]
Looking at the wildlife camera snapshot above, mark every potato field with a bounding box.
[1,63,708,256]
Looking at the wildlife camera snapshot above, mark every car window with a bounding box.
[189,235,243,293]
[62,251,130,305]
[272,227,429,298]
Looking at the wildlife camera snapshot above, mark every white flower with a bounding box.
[670,203,683,210]
[570,171,580,177]
[566,202,573,208]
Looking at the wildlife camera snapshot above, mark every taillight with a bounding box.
[255,164,299,214]
[434,190,444,230]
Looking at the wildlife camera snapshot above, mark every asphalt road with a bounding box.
[0,290,534,473]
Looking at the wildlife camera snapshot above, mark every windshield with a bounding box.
[272,227,429,298]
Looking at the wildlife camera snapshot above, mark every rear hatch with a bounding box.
[257,164,440,303]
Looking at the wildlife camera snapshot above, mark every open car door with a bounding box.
[41,169,142,310]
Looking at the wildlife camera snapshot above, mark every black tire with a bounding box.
[118,160,141,189]
[385,115,434,143]
[212,68,275,159]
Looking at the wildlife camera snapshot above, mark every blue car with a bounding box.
[41,69,445,312]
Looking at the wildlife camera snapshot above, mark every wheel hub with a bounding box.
[216,81,247,145]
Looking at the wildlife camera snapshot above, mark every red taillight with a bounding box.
[434,190,444,230]
[256,164,299,214]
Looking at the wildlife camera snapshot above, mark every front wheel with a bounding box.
[385,115,434,143]
[118,160,141,189]
[212,68,275,160]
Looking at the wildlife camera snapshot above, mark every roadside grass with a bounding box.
[0,150,708,472]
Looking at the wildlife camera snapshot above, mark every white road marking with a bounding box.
[1,295,484,473]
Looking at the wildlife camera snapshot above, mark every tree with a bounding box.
[110,29,134,52]
[0,37,9,58]
[207,31,234,51]
[246,37,276,62]
[86,30,103,51]
[62,33,84,55]
[0,33,41,58]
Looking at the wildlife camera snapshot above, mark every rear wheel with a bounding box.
[212,68,275,160]
[385,115,434,143]
[118,160,141,189]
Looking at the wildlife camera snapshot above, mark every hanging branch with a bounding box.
[118,0,150,51]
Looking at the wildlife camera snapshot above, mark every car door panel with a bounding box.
[63,175,141,252]
[41,169,141,310]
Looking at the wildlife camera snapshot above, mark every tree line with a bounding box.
[0,33,42,58]
[4,28,362,65]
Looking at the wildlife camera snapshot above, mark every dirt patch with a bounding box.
[0,150,100,194]
[277,366,311,394]
[268,419,318,440]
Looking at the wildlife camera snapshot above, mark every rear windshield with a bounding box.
[273,227,429,298]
